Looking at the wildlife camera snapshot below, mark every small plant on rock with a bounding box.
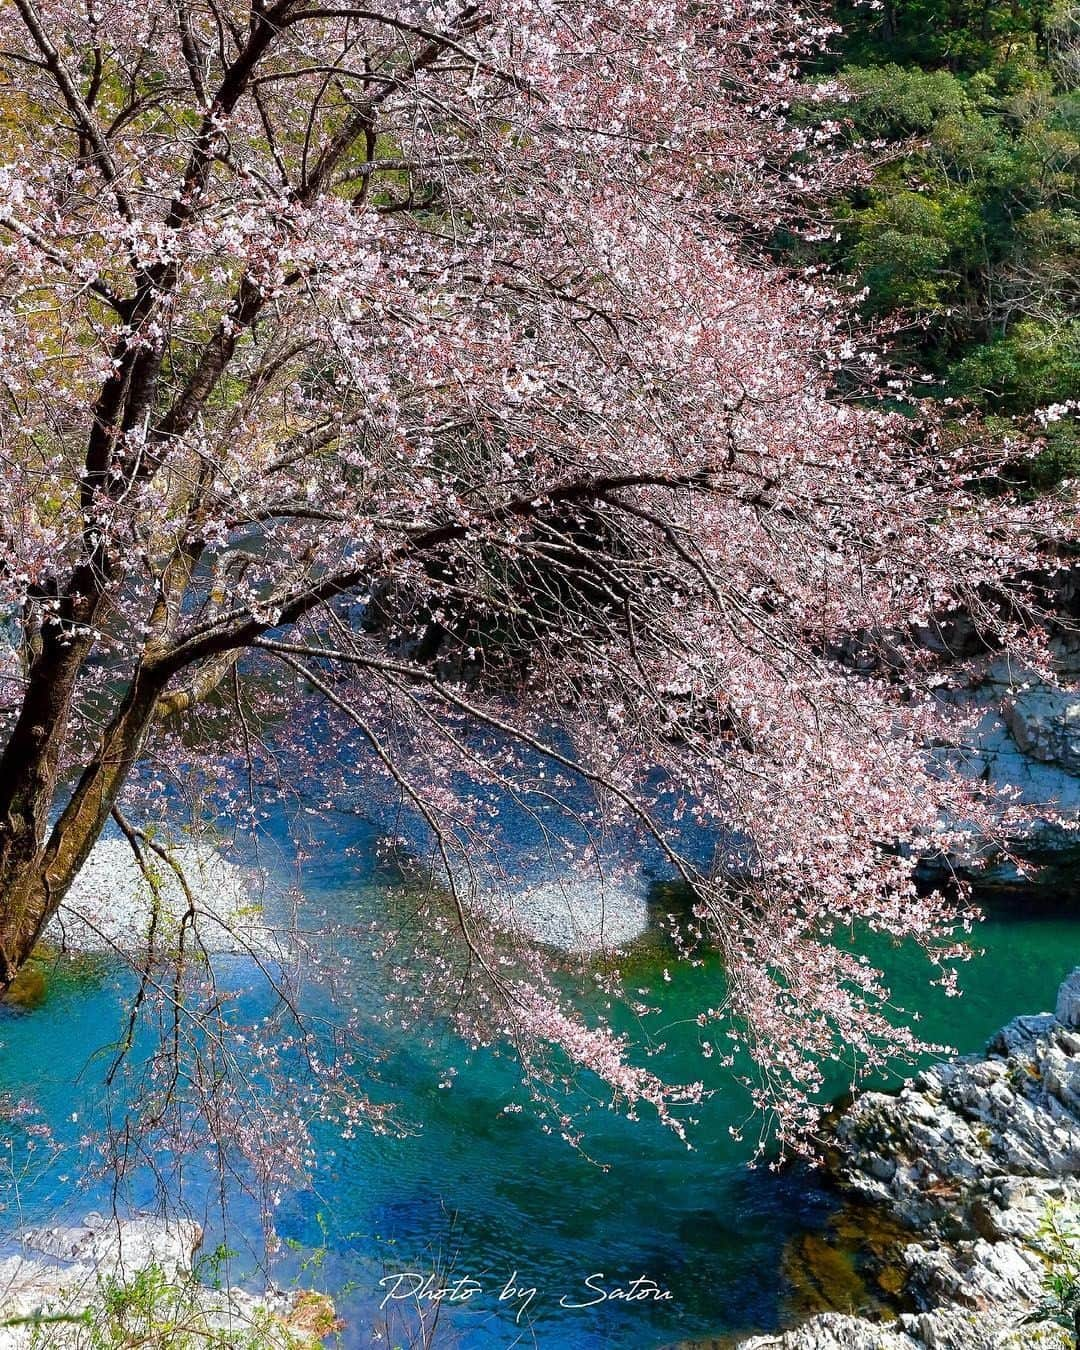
[1029,1200,1080,1347]
[5,1259,336,1350]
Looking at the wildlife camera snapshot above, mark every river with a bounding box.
[1,789,1077,1349]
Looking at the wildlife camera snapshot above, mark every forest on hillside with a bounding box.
[804,0,1078,487]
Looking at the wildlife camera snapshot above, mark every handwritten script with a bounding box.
[377,1270,674,1323]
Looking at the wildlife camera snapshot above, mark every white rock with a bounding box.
[473,876,649,954]
[46,837,281,960]
[1056,969,1080,1030]
[16,1211,198,1278]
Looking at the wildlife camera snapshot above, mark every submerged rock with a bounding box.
[3,966,47,1010]
[0,1212,335,1348]
[480,875,650,953]
[45,837,282,961]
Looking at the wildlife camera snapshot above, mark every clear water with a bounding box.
[1,792,1077,1349]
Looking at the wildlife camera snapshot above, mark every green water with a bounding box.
[0,804,1077,1348]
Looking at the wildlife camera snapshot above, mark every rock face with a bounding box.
[735,970,1080,1350]
[0,1212,335,1347]
[1004,685,1080,776]
[925,658,1080,893]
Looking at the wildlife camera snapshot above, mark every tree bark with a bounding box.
[0,628,95,887]
[0,659,169,993]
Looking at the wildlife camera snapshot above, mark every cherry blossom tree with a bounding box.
[0,0,1071,1153]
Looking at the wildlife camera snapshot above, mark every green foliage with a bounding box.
[834,0,1057,75]
[1027,420,1080,489]
[826,52,1079,362]
[792,0,1080,478]
[951,320,1080,409]
[1027,1199,1080,1345]
[846,185,981,313]
[4,1253,335,1350]
[836,62,974,135]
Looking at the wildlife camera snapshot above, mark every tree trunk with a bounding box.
[0,660,168,994]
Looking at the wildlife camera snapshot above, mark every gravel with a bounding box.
[45,837,281,961]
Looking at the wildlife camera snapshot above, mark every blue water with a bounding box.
[1,783,1078,1348]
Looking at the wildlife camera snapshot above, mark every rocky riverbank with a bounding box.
[734,970,1080,1349]
[0,1213,337,1348]
[924,653,1080,896]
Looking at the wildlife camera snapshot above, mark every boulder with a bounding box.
[1056,969,1080,1029]
[14,1211,198,1278]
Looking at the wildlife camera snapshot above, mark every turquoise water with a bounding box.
[1,794,1077,1348]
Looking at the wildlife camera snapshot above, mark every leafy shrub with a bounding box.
[1029,1200,1080,1346]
